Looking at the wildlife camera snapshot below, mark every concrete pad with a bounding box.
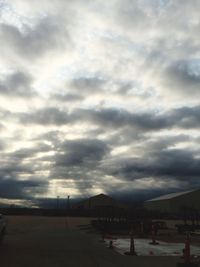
[105,238,200,256]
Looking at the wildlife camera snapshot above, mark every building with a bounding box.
[144,189,200,213]
[75,193,125,210]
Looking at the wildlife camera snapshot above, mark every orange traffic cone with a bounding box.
[109,240,114,249]
[184,234,191,264]
[149,224,159,245]
[124,230,137,256]
[177,233,199,267]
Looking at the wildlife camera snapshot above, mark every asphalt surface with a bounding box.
[0,216,187,267]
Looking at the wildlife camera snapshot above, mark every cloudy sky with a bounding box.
[0,0,200,206]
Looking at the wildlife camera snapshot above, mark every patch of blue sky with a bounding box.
[138,0,171,19]
[138,0,170,11]
[187,59,200,79]
[90,29,148,57]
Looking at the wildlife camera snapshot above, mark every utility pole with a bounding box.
[67,195,70,210]
[57,196,60,209]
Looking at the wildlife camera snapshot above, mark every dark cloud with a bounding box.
[17,105,200,131]
[0,141,6,150]
[52,93,83,102]
[116,80,154,98]
[143,134,190,152]
[70,76,106,94]
[73,108,171,130]
[0,167,31,181]
[0,16,69,59]
[0,178,48,199]
[47,138,109,189]
[164,59,200,95]
[0,144,50,199]
[0,141,53,180]
[55,138,109,167]
[20,107,70,125]
[115,0,150,31]
[151,149,200,178]
[110,187,190,204]
[31,130,62,147]
[0,71,35,97]
[170,106,200,128]
[0,158,35,179]
[108,148,200,183]
[80,106,200,131]
[9,143,53,160]
[25,106,168,129]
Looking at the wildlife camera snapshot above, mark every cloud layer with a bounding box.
[0,0,200,205]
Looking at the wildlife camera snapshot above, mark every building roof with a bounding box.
[75,193,126,209]
[146,189,198,202]
[79,193,115,203]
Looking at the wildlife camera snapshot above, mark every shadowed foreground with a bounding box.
[0,216,181,267]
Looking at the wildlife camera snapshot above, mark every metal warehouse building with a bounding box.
[75,193,125,210]
[144,189,200,213]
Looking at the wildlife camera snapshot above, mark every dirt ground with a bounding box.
[0,216,194,267]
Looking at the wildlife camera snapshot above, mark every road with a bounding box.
[0,216,182,267]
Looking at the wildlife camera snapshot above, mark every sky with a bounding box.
[0,0,200,207]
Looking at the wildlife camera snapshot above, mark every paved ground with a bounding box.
[0,216,188,267]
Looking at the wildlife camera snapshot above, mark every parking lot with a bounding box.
[0,216,186,267]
